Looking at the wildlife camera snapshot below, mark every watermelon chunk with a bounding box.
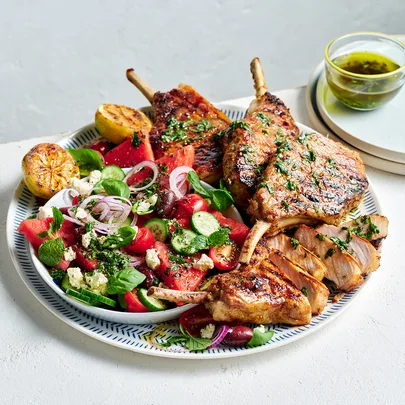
[126,145,195,188]
[103,131,154,168]
[18,217,76,251]
[163,267,207,292]
[72,246,98,271]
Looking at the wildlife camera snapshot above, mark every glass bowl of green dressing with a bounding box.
[324,32,405,110]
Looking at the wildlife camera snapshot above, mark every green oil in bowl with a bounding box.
[326,51,402,110]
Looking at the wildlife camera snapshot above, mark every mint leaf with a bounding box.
[106,267,146,294]
[96,179,130,198]
[208,228,230,247]
[38,238,65,267]
[50,207,64,233]
[37,231,49,239]
[211,189,234,212]
[247,327,274,348]
[187,235,209,254]
[187,171,211,199]
[67,148,103,177]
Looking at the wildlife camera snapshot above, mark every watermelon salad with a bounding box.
[18,132,250,316]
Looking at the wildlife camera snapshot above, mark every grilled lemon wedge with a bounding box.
[95,104,153,145]
[22,143,80,199]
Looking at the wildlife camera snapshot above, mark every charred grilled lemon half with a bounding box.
[95,104,153,145]
[22,143,80,199]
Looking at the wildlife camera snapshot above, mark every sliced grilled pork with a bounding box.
[267,250,329,315]
[294,225,363,291]
[265,233,326,281]
[341,214,389,248]
[317,224,380,274]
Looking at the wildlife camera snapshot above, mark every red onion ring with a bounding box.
[169,166,193,199]
[125,161,159,191]
[208,325,231,349]
[63,214,84,226]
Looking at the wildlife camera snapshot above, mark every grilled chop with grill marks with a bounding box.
[126,69,230,184]
[222,58,299,208]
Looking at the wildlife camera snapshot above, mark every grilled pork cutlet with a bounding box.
[317,224,380,274]
[265,233,326,281]
[222,58,299,208]
[250,240,329,315]
[126,69,230,184]
[149,261,312,326]
[294,225,364,291]
[240,130,368,263]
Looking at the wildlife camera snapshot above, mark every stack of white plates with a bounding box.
[306,35,405,176]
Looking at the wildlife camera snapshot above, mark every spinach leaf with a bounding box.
[67,148,103,177]
[38,238,65,267]
[106,267,146,294]
[95,179,130,198]
[247,326,274,348]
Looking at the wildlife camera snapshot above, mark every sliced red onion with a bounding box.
[125,161,159,191]
[128,255,144,267]
[169,166,193,199]
[63,214,85,226]
[79,195,104,210]
[208,325,231,349]
[131,214,138,227]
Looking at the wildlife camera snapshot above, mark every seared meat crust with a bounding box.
[150,84,230,184]
[222,92,299,208]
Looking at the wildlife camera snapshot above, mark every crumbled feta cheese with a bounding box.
[64,246,77,261]
[193,254,214,271]
[67,267,86,289]
[145,248,161,270]
[256,325,266,333]
[88,170,102,185]
[75,207,88,220]
[38,206,54,219]
[70,177,92,196]
[200,324,216,339]
[82,231,95,248]
[85,272,108,294]
[98,236,107,244]
[134,194,158,214]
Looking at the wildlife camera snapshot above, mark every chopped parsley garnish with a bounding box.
[191,119,215,133]
[212,129,225,142]
[297,132,311,146]
[275,130,286,146]
[325,248,335,259]
[304,149,317,163]
[329,236,349,252]
[275,159,289,175]
[229,120,252,132]
[312,172,320,187]
[257,112,272,127]
[49,268,66,282]
[281,200,290,211]
[285,180,297,191]
[162,117,189,142]
[132,132,143,148]
[301,287,309,297]
[290,237,299,249]
[316,233,325,241]
[258,182,275,194]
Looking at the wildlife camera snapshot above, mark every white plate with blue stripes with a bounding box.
[6,104,383,359]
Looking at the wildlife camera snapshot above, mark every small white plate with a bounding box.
[307,61,405,175]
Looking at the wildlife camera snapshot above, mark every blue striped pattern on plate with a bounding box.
[6,105,382,359]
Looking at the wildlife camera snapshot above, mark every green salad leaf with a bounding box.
[101,226,136,249]
[67,148,103,177]
[38,238,65,267]
[247,326,274,348]
[95,178,130,198]
[106,267,146,295]
[187,171,234,212]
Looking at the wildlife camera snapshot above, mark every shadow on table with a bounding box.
[0,182,327,373]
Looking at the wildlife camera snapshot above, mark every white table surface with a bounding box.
[1,88,404,405]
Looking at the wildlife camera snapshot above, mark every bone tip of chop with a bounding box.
[250,57,268,99]
[239,220,271,264]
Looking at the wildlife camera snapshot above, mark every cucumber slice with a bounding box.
[102,165,125,180]
[118,294,127,309]
[65,289,99,306]
[145,218,168,242]
[170,229,198,254]
[138,288,167,311]
[61,274,75,292]
[80,289,117,308]
[190,211,220,237]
